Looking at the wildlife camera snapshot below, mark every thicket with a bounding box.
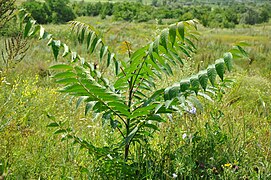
[22,0,75,24]
[22,0,271,28]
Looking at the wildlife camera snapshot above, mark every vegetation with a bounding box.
[21,0,271,28]
[0,1,271,179]
[0,0,15,29]
[22,0,75,24]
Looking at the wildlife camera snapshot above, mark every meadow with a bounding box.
[0,15,271,179]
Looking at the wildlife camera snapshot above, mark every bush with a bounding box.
[22,0,49,24]
[22,0,75,24]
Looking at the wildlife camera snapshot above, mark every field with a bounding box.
[0,14,271,179]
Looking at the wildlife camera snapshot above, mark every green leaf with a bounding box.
[130,104,157,119]
[47,122,59,127]
[180,79,190,92]
[165,99,174,108]
[79,27,85,44]
[187,96,203,112]
[125,125,139,145]
[89,37,98,54]
[85,102,95,115]
[51,40,61,61]
[59,84,85,93]
[53,71,76,79]
[143,88,165,106]
[184,38,197,51]
[24,19,34,38]
[223,52,233,72]
[207,65,216,86]
[56,78,77,84]
[168,49,184,65]
[153,37,159,53]
[177,45,191,57]
[160,29,168,51]
[198,71,208,91]
[177,22,184,41]
[29,25,40,36]
[130,46,147,62]
[76,96,88,109]
[100,45,108,62]
[236,41,250,47]
[169,24,177,45]
[143,123,159,131]
[107,52,115,67]
[50,64,73,70]
[86,32,94,49]
[115,60,119,75]
[198,92,213,102]
[190,75,200,94]
[236,45,248,58]
[146,114,165,122]
[164,85,180,100]
[54,129,66,134]
[215,59,225,81]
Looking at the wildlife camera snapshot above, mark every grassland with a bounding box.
[0,16,270,179]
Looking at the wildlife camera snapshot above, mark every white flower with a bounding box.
[182,133,187,139]
[188,107,196,114]
[172,173,178,178]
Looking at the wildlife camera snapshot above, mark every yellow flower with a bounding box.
[224,163,232,168]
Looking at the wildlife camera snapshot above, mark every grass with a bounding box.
[0,16,270,178]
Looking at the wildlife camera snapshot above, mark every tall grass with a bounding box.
[0,16,270,178]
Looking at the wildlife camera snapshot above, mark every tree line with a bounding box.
[19,0,271,28]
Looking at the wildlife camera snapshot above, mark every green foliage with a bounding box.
[21,6,249,172]
[22,0,75,24]
[68,1,271,27]
[175,110,230,178]
[20,0,271,27]
[22,0,49,24]
[1,12,270,178]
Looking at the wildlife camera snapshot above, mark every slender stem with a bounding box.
[124,55,149,160]
[125,41,131,58]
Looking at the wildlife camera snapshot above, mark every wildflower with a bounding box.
[233,165,239,171]
[188,107,196,115]
[224,163,232,168]
[172,173,177,179]
[182,133,187,139]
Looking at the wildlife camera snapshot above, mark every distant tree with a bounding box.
[45,0,75,23]
[22,0,50,24]
[113,3,137,21]
[86,2,102,16]
[240,8,259,25]
[259,8,269,23]
[151,0,158,6]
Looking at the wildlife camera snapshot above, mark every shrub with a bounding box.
[22,0,75,24]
